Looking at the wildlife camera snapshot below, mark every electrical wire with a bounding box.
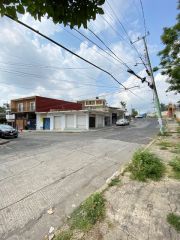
[139,0,147,36]
[106,0,148,70]
[5,15,146,102]
[0,68,120,89]
[5,14,127,90]
[61,25,122,66]
[67,25,125,69]
[87,27,130,69]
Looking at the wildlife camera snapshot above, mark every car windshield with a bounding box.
[0,125,13,130]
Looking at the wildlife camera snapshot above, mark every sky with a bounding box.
[0,0,179,113]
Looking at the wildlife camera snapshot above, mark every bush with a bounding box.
[69,193,105,231]
[128,150,165,181]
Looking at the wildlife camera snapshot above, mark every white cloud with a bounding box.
[0,2,178,114]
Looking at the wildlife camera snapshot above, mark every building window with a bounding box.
[30,102,35,111]
[96,100,103,105]
[18,103,23,112]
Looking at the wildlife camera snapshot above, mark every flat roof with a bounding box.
[77,98,106,102]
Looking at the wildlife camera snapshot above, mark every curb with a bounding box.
[97,136,158,194]
[143,137,158,151]
[0,140,9,145]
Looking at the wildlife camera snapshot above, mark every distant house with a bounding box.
[77,98,124,125]
[10,96,82,130]
[77,98,107,110]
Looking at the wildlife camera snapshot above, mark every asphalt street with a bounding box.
[0,119,159,240]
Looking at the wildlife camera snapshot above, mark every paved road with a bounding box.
[0,119,158,240]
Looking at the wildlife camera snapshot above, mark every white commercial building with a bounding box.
[36,110,107,131]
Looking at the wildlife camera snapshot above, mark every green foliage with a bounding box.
[169,156,180,171]
[160,103,168,111]
[0,0,105,29]
[108,177,121,187]
[54,230,72,240]
[131,108,138,118]
[69,193,105,231]
[157,141,173,148]
[169,156,180,179]
[167,213,180,232]
[0,106,6,113]
[128,150,165,181]
[120,101,126,109]
[157,2,180,93]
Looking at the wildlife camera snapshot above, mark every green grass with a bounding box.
[69,193,105,231]
[167,213,180,232]
[171,143,180,154]
[128,150,165,182]
[177,126,180,133]
[169,156,180,179]
[108,177,121,187]
[54,230,72,240]
[157,141,173,148]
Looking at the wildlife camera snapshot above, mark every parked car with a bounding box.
[0,124,18,138]
[116,118,130,126]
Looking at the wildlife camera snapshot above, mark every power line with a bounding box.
[68,25,125,69]
[0,61,92,70]
[106,0,148,70]
[5,15,145,102]
[61,25,121,66]
[87,27,130,68]
[139,0,147,35]
[0,68,120,89]
[5,14,127,90]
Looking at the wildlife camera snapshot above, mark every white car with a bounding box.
[116,118,130,126]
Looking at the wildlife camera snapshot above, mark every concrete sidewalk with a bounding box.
[75,122,180,240]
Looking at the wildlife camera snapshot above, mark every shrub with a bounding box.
[69,193,105,231]
[128,150,165,181]
[167,213,180,232]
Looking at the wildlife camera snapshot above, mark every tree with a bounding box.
[0,0,105,28]
[156,2,180,93]
[120,101,126,109]
[160,103,168,111]
[0,106,6,113]
[131,108,138,118]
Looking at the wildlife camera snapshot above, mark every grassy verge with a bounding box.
[55,193,105,239]
[167,213,180,232]
[70,192,105,231]
[157,141,173,148]
[127,150,165,181]
[54,230,72,240]
[169,156,180,180]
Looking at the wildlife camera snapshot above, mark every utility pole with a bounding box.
[142,36,164,134]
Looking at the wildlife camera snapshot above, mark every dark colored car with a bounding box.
[0,124,18,138]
